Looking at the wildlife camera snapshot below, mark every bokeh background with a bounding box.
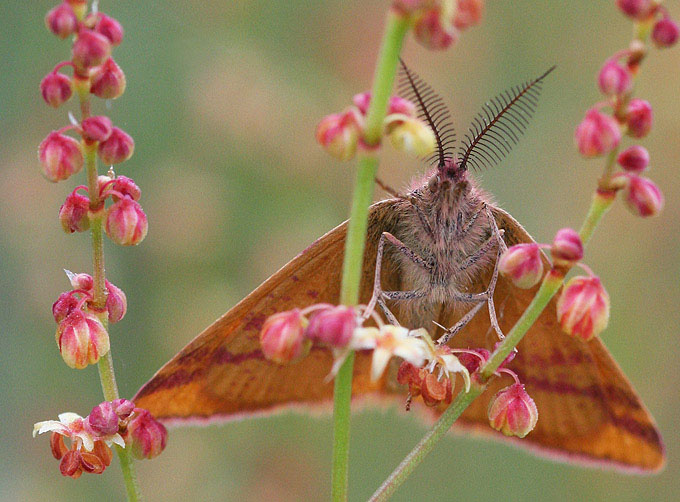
[2,1,679,500]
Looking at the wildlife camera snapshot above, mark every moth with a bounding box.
[134,62,664,472]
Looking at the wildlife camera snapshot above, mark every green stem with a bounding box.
[331,11,409,502]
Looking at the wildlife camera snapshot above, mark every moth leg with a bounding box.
[437,300,486,346]
[458,230,504,272]
[457,204,485,238]
[378,290,427,325]
[485,244,505,340]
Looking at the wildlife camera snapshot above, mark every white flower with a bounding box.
[437,353,471,392]
[33,412,125,451]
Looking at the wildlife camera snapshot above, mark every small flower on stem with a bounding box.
[574,108,621,157]
[87,401,120,436]
[45,2,78,39]
[125,409,168,460]
[55,309,110,369]
[488,383,538,438]
[413,8,457,51]
[38,131,84,182]
[550,228,583,268]
[40,71,73,108]
[72,29,112,73]
[616,0,654,20]
[259,309,310,363]
[65,270,94,290]
[105,280,127,323]
[93,14,124,46]
[498,243,544,289]
[98,126,134,164]
[90,58,127,99]
[315,111,361,161]
[597,58,632,97]
[617,145,649,173]
[108,175,141,201]
[81,115,113,143]
[105,197,148,246]
[305,305,357,348]
[385,116,437,157]
[613,173,664,217]
[652,16,679,48]
[625,98,653,138]
[557,275,610,341]
[59,190,90,233]
[52,291,79,323]
[453,0,484,30]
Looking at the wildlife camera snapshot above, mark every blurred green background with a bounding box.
[2,1,679,500]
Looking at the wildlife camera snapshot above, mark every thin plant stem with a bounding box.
[331,11,409,502]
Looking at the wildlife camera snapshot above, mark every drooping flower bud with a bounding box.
[498,243,544,289]
[105,198,148,246]
[597,59,632,96]
[72,29,112,73]
[45,3,78,39]
[315,111,360,161]
[55,310,110,369]
[574,108,621,157]
[126,409,168,460]
[385,117,437,157]
[38,131,84,182]
[413,9,457,50]
[60,450,84,478]
[352,92,416,118]
[110,176,141,201]
[456,348,490,374]
[625,99,653,138]
[94,14,124,46]
[305,305,356,348]
[557,276,610,341]
[112,399,135,419]
[615,173,664,217]
[260,309,310,363]
[488,383,538,438]
[105,280,127,323]
[40,72,73,108]
[98,126,134,164]
[550,228,583,268]
[52,292,79,323]
[617,145,649,173]
[90,58,127,99]
[81,115,113,143]
[66,270,94,291]
[652,17,679,48]
[59,191,90,233]
[87,402,119,436]
[454,0,484,30]
[616,0,653,20]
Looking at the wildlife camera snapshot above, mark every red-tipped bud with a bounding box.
[457,348,490,374]
[87,402,119,436]
[617,145,649,173]
[72,30,112,73]
[260,309,310,363]
[105,280,127,323]
[413,9,457,50]
[53,292,79,323]
[315,111,360,161]
[55,310,110,369]
[597,59,632,96]
[67,271,94,290]
[352,92,416,117]
[615,173,664,217]
[498,243,544,289]
[112,399,135,419]
[81,116,113,142]
[550,228,583,268]
[557,276,610,341]
[60,450,83,478]
[574,108,621,157]
[105,198,148,246]
[90,58,126,99]
[38,132,84,182]
[59,192,90,233]
[652,17,679,48]
[94,14,124,46]
[454,0,484,30]
[110,176,141,201]
[305,305,356,348]
[488,383,538,438]
[40,72,73,108]
[45,3,78,39]
[50,432,68,460]
[126,409,168,460]
[98,127,134,164]
[625,99,653,138]
[616,0,653,20]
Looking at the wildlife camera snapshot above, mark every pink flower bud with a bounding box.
[98,127,134,164]
[112,399,135,419]
[88,401,119,436]
[90,58,126,99]
[105,198,148,246]
[498,243,544,289]
[52,292,79,323]
[55,310,110,369]
[105,280,127,323]
[652,17,679,48]
[457,348,490,374]
[617,173,664,217]
[72,29,112,73]
[94,14,124,46]
[557,276,610,341]
[574,109,621,157]
[352,92,416,117]
[81,116,113,142]
[315,112,360,161]
[488,383,538,438]
[111,176,141,201]
[40,72,73,108]
[597,59,632,96]
[305,305,356,347]
[626,98,653,138]
[617,145,649,173]
[67,271,93,291]
[38,131,84,182]
[550,228,583,268]
[453,0,484,30]
[413,9,457,50]
[126,409,168,460]
[616,0,653,20]
[59,192,90,233]
[45,3,78,39]
[260,309,310,363]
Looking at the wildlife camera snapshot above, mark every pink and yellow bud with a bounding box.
[352,92,416,117]
[105,198,148,246]
[259,309,310,363]
[55,310,110,369]
[597,59,632,96]
[488,383,538,438]
[305,305,356,348]
[105,280,127,323]
[616,0,654,20]
[315,111,360,161]
[90,58,127,99]
[94,14,124,46]
[81,115,113,143]
[126,409,168,460]
[652,17,679,48]
[72,29,112,73]
[574,108,621,157]
[38,131,84,182]
[40,72,73,108]
[615,173,664,217]
[453,0,484,30]
[45,3,78,39]
[66,271,93,291]
[87,401,119,436]
[550,228,583,268]
[112,399,135,419]
[110,175,141,201]
[557,276,610,341]
[457,348,490,374]
[625,98,653,138]
[498,243,544,289]
[52,292,78,323]
[385,117,436,157]
[98,126,134,164]
[59,191,90,233]
[413,8,457,50]
[617,145,649,173]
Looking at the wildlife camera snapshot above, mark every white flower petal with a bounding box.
[394,338,428,367]
[370,347,392,381]
[350,327,379,350]
[58,412,82,424]
[78,432,95,452]
[440,354,471,392]
[108,433,126,449]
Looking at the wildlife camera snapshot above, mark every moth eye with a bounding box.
[427,176,438,192]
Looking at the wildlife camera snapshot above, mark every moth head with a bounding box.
[426,157,469,197]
